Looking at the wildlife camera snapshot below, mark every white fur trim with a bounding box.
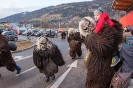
[79,16,95,37]
[84,17,96,26]
[68,28,76,37]
[36,36,52,50]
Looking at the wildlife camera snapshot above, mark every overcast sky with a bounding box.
[0,0,92,19]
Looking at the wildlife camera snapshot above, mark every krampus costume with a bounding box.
[33,36,65,82]
[61,31,67,40]
[0,33,21,76]
[79,17,123,88]
[67,28,82,59]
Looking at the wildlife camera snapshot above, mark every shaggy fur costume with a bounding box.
[33,36,65,82]
[69,40,82,59]
[79,17,96,42]
[67,28,82,59]
[79,17,96,37]
[0,34,16,72]
[61,31,66,40]
[79,17,123,88]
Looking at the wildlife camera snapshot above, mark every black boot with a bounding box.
[51,74,55,80]
[16,68,21,74]
[45,76,49,82]
[15,65,21,74]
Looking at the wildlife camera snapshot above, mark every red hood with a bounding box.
[100,12,109,20]
[94,12,114,33]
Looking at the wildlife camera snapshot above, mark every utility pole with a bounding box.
[59,18,60,30]
[59,22,60,30]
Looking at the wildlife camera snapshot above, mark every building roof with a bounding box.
[112,0,133,12]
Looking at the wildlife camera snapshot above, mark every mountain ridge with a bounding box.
[0,0,125,23]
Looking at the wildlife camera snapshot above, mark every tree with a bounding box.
[40,21,48,29]
[17,22,23,28]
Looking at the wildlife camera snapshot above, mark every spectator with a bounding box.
[120,38,133,78]
[127,25,131,31]
[93,7,114,34]
[123,27,128,32]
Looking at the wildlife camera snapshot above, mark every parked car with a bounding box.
[45,30,51,37]
[64,30,68,34]
[0,28,6,33]
[54,30,58,36]
[19,29,26,35]
[22,30,28,36]
[50,30,56,38]
[11,29,18,35]
[45,30,55,38]
[34,30,44,37]
[31,29,39,36]
[18,28,27,35]
[58,29,63,33]
[2,31,18,41]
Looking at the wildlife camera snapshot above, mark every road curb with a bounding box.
[11,41,35,54]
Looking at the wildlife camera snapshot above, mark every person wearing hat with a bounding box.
[93,7,120,67]
[94,7,114,33]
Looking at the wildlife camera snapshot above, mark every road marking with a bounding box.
[14,55,33,61]
[67,64,70,67]
[48,60,78,88]
[16,66,36,76]
[131,79,133,82]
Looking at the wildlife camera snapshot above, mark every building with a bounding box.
[112,0,133,27]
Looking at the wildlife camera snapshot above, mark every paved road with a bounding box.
[0,35,133,88]
[0,36,88,88]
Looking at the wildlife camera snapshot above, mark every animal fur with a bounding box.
[69,40,82,59]
[0,34,16,72]
[33,36,65,81]
[67,28,82,59]
[33,45,58,80]
[48,42,65,66]
[79,17,96,37]
[61,31,66,40]
[68,28,76,37]
[79,17,123,88]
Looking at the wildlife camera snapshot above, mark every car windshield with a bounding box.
[38,30,43,33]
[33,30,39,32]
[20,30,25,32]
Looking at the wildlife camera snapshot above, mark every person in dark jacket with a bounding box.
[120,40,133,78]
[0,33,21,76]
[61,31,66,40]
